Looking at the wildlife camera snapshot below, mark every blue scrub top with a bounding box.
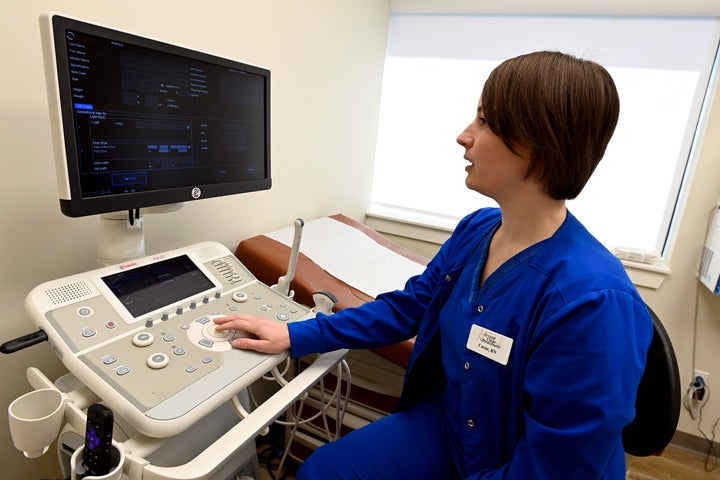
[290,208,653,479]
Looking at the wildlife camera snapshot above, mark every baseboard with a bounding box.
[670,430,719,457]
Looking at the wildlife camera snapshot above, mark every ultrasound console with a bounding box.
[27,240,318,438]
[6,240,347,480]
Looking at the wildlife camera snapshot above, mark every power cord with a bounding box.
[684,374,709,421]
[687,212,719,471]
[240,358,352,479]
[270,359,352,477]
[695,403,719,472]
[685,238,708,422]
[682,370,717,471]
[256,423,298,480]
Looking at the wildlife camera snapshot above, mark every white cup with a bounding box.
[8,388,65,458]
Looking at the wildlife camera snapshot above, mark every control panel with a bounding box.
[25,241,312,438]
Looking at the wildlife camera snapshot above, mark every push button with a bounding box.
[102,355,118,365]
[81,327,97,338]
[147,353,169,369]
[132,332,154,347]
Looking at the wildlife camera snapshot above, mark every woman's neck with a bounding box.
[480,197,567,287]
[498,201,566,245]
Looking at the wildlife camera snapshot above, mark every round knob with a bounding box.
[203,324,233,341]
[147,353,169,369]
[132,332,154,347]
[232,291,248,303]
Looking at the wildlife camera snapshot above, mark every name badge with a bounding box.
[466,324,513,365]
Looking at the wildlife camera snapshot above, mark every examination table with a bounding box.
[235,214,428,458]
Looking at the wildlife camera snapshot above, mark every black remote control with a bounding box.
[82,403,114,477]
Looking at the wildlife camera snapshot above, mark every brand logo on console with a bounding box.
[191,187,202,199]
[119,261,138,270]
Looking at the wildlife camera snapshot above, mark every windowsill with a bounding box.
[366,206,456,245]
[619,259,671,289]
[365,208,671,290]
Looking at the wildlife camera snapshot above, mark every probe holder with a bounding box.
[70,441,124,480]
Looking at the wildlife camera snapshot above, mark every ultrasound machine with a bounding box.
[2,13,347,480]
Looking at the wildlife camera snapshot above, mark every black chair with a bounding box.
[622,304,681,457]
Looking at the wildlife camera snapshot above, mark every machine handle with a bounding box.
[138,349,347,480]
[1,329,48,354]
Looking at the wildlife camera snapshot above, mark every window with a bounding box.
[370,14,720,258]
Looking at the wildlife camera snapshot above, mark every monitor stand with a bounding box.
[96,212,146,267]
[95,204,183,266]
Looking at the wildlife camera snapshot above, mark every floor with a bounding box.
[257,444,719,480]
[628,445,720,480]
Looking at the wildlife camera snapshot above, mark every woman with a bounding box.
[215,51,653,479]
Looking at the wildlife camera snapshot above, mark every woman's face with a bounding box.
[456,104,530,202]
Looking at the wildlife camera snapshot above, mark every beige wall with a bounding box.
[2,0,719,477]
[0,1,388,478]
[640,69,720,439]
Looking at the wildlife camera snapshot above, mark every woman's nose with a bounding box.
[457,128,471,148]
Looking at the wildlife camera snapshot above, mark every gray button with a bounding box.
[81,328,96,338]
[102,355,118,365]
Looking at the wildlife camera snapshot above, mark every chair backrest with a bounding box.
[622,304,681,456]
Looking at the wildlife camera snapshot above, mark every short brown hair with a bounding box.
[481,51,620,200]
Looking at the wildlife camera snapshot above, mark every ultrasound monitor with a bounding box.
[39,13,271,263]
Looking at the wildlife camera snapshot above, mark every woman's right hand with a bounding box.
[213,314,291,354]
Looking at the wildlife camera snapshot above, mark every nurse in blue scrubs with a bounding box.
[216,51,653,480]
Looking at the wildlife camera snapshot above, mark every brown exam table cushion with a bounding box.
[234,214,428,369]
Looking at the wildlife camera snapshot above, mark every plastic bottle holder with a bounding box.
[70,441,124,480]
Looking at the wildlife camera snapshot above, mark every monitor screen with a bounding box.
[40,13,271,217]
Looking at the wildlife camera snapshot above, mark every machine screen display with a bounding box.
[45,14,271,217]
[102,255,214,317]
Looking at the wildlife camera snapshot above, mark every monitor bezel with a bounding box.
[40,13,271,218]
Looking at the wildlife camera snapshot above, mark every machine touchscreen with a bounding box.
[102,254,214,318]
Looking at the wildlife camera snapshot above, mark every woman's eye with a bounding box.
[478,117,487,126]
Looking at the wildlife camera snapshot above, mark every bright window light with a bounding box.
[370,14,720,256]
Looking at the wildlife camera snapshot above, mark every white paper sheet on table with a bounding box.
[265,217,426,298]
